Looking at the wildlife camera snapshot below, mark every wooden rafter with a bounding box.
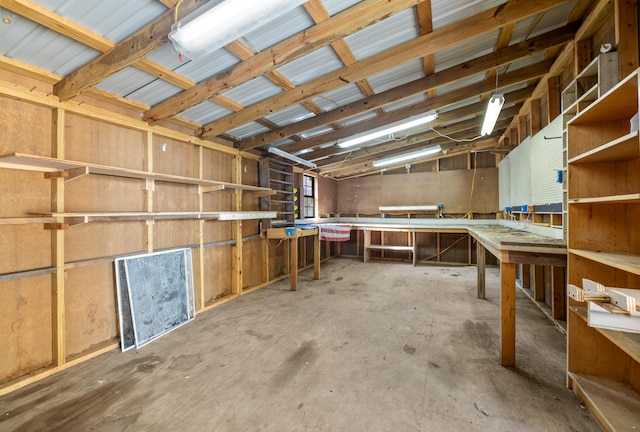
[142,0,423,124]
[416,1,436,99]
[238,23,575,152]
[201,0,572,140]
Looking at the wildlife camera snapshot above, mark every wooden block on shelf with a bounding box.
[588,302,640,333]
[607,288,640,313]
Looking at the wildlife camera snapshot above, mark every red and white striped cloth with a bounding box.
[318,224,351,242]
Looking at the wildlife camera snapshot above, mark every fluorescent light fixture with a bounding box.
[372,145,442,168]
[169,0,308,60]
[268,146,317,169]
[481,94,505,136]
[338,110,438,148]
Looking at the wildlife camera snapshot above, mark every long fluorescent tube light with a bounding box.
[372,145,442,168]
[338,111,438,148]
[481,94,505,136]
[268,146,317,169]
[169,0,308,60]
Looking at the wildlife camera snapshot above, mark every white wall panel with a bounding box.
[498,157,511,210]
[530,116,563,205]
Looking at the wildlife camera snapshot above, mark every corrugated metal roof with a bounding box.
[323,0,363,16]
[221,76,282,107]
[367,60,425,93]
[276,46,343,86]
[36,0,165,42]
[344,7,419,61]
[264,104,314,127]
[0,7,99,76]
[312,84,365,111]
[172,48,241,83]
[299,125,334,139]
[227,121,272,140]
[381,93,428,113]
[240,5,314,53]
[340,110,378,127]
[125,80,183,106]
[434,30,500,72]
[431,0,507,30]
[180,101,233,125]
[95,66,157,97]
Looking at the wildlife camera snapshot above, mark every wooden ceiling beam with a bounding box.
[326,130,505,179]
[416,1,436,99]
[304,95,533,166]
[238,23,574,150]
[277,62,548,156]
[201,0,571,139]
[317,107,522,171]
[142,0,423,124]
[53,0,203,101]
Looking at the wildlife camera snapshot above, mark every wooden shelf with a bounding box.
[568,193,640,205]
[33,211,277,225]
[365,245,414,251]
[569,70,638,125]
[0,152,272,193]
[568,131,640,164]
[569,372,640,431]
[570,249,640,276]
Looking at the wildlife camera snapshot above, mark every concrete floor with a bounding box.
[0,258,598,432]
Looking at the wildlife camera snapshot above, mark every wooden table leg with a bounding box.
[501,261,517,367]
[313,233,320,280]
[477,241,486,299]
[552,266,566,320]
[290,238,298,291]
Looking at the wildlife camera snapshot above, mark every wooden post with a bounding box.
[615,0,639,79]
[530,99,541,136]
[501,262,517,367]
[196,145,205,309]
[477,241,486,299]
[314,231,320,280]
[547,76,561,124]
[522,264,531,289]
[552,266,566,320]
[262,236,270,283]
[51,108,66,367]
[363,229,371,262]
[533,265,545,301]
[231,155,243,295]
[290,237,298,291]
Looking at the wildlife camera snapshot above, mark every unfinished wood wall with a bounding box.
[0,70,294,390]
[336,168,499,216]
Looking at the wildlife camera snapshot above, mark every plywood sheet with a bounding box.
[336,176,382,215]
[0,225,51,274]
[202,148,233,183]
[0,169,50,217]
[65,221,145,262]
[203,220,233,243]
[153,136,198,178]
[65,262,118,357]
[0,275,52,382]
[243,238,263,289]
[203,245,233,304]
[0,98,52,156]
[65,175,144,212]
[65,114,145,170]
[154,182,198,212]
[318,175,338,216]
[153,220,198,250]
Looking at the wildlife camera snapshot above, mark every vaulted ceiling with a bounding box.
[0,0,595,179]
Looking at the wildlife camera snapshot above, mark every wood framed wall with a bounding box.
[0,68,306,394]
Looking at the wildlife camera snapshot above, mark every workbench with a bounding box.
[266,227,320,291]
[468,225,567,367]
[300,218,567,368]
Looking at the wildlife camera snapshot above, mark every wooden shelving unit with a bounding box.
[567,68,640,431]
[259,158,296,228]
[561,52,619,240]
[0,153,275,226]
[363,227,417,266]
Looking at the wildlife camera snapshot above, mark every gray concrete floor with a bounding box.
[0,258,598,432]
